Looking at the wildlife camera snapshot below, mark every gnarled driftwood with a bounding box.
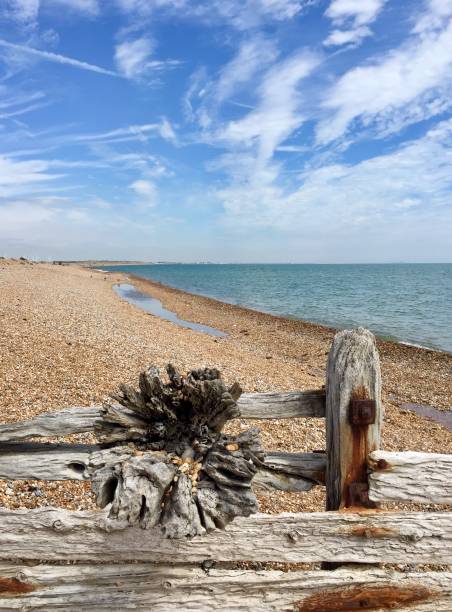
[91,365,264,537]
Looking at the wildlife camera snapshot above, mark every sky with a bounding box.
[0,0,452,262]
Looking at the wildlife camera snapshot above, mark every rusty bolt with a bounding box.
[348,482,371,506]
[349,399,376,425]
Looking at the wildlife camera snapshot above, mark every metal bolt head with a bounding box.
[349,399,376,425]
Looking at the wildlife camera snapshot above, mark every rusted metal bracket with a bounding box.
[348,482,372,507]
[349,399,376,426]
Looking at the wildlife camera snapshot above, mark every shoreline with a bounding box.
[105,267,450,357]
[118,270,452,414]
[125,270,451,360]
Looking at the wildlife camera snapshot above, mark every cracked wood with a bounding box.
[368,450,452,505]
[0,565,450,611]
[0,508,449,564]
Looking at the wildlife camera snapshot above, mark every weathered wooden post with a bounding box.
[325,328,382,511]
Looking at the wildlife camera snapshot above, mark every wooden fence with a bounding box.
[0,327,451,610]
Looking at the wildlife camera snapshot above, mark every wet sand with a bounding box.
[0,259,451,514]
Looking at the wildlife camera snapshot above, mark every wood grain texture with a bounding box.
[0,443,325,493]
[254,451,326,492]
[239,390,326,419]
[0,407,101,442]
[369,450,452,505]
[0,390,326,444]
[262,451,325,482]
[0,443,93,481]
[0,508,449,564]
[0,564,449,611]
[325,328,382,510]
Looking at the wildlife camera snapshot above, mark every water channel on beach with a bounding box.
[113,283,227,338]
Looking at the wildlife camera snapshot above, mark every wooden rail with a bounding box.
[0,390,326,443]
[2,443,452,505]
[0,507,450,564]
[0,406,101,442]
[368,450,452,505]
[0,443,326,492]
[0,565,449,610]
[239,390,326,419]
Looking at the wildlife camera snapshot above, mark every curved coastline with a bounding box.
[122,271,450,359]
[100,269,452,416]
[100,262,452,355]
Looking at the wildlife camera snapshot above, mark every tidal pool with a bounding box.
[113,283,226,338]
[401,402,452,431]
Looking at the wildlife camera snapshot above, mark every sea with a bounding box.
[103,263,452,354]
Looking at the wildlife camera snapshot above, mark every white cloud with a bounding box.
[130,179,157,207]
[218,51,319,167]
[0,155,59,197]
[184,37,278,128]
[46,0,99,16]
[0,201,56,239]
[206,50,320,239]
[0,195,159,260]
[324,0,386,47]
[0,39,119,77]
[0,90,45,111]
[3,0,39,25]
[115,0,186,17]
[215,37,278,106]
[114,36,179,79]
[324,26,372,47]
[413,0,452,33]
[72,119,176,144]
[0,152,159,258]
[218,118,452,252]
[0,89,48,120]
[208,0,305,30]
[1,0,99,31]
[325,0,386,27]
[0,102,48,119]
[158,117,176,142]
[115,0,309,30]
[317,6,452,143]
[88,148,172,176]
[115,37,154,78]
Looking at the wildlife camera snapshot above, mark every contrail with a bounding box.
[0,39,120,77]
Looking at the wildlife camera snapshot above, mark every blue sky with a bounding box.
[0,0,451,262]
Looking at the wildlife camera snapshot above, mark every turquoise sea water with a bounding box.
[103,264,452,353]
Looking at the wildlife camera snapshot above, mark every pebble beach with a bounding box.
[0,259,451,514]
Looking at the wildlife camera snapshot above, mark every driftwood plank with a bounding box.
[263,451,325,481]
[369,450,452,505]
[0,443,93,481]
[254,451,326,492]
[0,508,449,564]
[0,564,449,611]
[0,443,325,493]
[0,391,326,443]
[252,468,314,492]
[0,407,100,442]
[239,390,326,419]
[325,328,382,511]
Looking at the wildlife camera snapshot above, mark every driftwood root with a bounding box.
[91,365,263,537]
